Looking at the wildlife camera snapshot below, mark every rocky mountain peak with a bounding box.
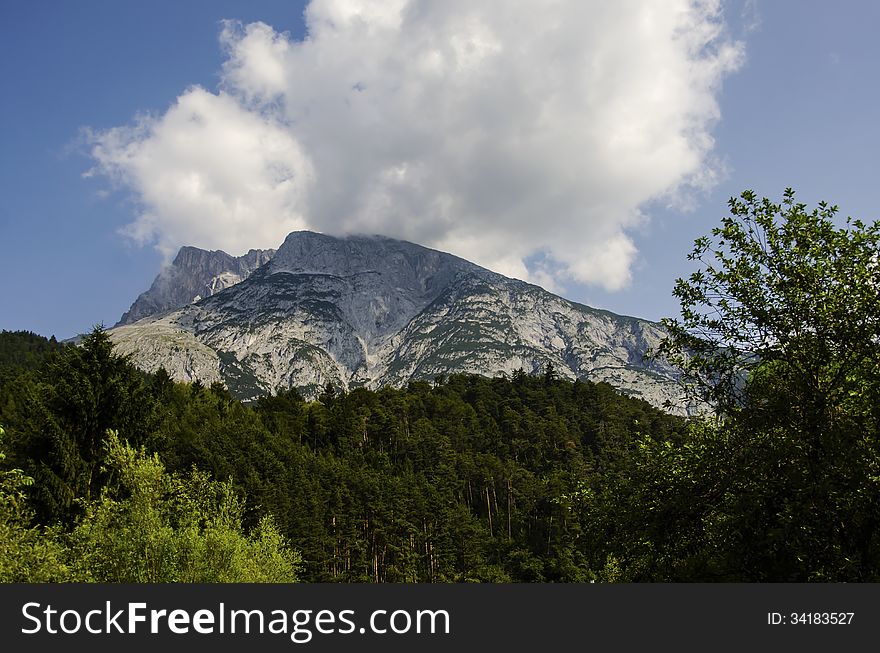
[109,231,696,414]
[116,246,275,326]
[265,231,485,292]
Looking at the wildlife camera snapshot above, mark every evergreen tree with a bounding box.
[9,326,157,524]
[0,426,74,582]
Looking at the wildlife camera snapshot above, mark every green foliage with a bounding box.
[0,426,75,582]
[0,303,696,585]
[68,431,302,582]
[580,419,738,580]
[591,190,880,581]
[5,326,159,524]
[0,325,687,582]
[0,330,64,384]
[149,372,680,582]
[658,188,880,416]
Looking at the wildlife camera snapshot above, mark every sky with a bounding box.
[2,0,880,340]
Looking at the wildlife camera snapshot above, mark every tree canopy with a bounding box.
[583,190,880,580]
[659,188,880,418]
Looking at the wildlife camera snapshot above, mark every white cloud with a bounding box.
[88,88,312,258]
[87,0,743,288]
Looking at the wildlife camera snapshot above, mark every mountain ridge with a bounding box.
[109,231,694,414]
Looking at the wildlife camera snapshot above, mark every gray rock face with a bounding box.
[109,232,695,413]
[116,246,275,325]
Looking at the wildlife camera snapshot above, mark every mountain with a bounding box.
[109,231,694,413]
[116,246,275,325]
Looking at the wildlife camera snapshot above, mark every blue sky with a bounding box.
[2,1,879,339]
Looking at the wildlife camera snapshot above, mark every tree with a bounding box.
[0,426,74,582]
[69,431,302,582]
[658,188,880,418]
[633,189,880,580]
[11,326,158,524]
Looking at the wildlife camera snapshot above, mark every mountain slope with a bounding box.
[109,232,693,413]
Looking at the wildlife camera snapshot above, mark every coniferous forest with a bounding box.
[1,327,683,582]
[2,190,879,582]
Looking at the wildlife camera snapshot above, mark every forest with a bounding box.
[2,190,879,582]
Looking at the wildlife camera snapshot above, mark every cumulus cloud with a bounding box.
[87,0,743,289]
